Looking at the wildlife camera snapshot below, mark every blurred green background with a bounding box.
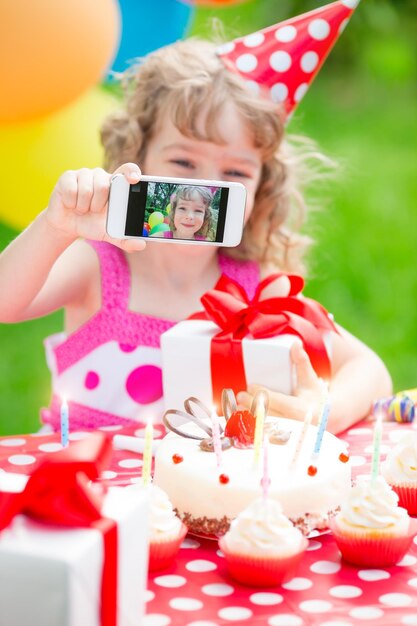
[1,0,416,435]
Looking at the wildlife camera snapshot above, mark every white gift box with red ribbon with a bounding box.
[0,476,150,626]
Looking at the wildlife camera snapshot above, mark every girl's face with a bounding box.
[173,195,206,239]
[143,102,263,225]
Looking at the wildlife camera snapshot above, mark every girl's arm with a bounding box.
[0,164,144,323]
[237,326,392,435]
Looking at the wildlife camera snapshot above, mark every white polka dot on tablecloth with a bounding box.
[398,555,417,567]
[300,51,319,73]
[202,583,234,597]
[101,470,118,480]
[130,477,142,484]
[347,427,372,436]
[7,454,36,466]
[68,431,90,441]
[186,622,219,626]
[270,51,292,73]
[349,455,367,467]
[38,442,63,452]
[118,458,143,469]
[145,590,155,602]
[282,577,313,591]
[364,444,390,455]
[379,593,413,607]
[235,53,258,73]
[249,592,283,606]
[268,616,303,626]
[181,538,200,549]
[270,83,288,103]
[299,600,332,614]
[308,19,331,41]
[407,577,417,588]
[99,425,123,432]
[310,561,341,574]
[243,32,265,48]
[216,549,224,558]
[185,559,217,573]
[321,622,353,626]
[358,569,390,581]
[349,607,384,620]
[294,83,309,103]
[0,438,26,447]
[341,0,360,8]
[153,575,187,588]
[329,585,362,599]
[218,607,253,621]
[389,429,410,443]
[143,614,171,626]
[307,540,322,551]
[169,598,203,611]
[274,25,297,42]
[402,616,417,626]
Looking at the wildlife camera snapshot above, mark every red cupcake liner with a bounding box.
[330,518,417,567]
[148,523,188,572]
[390,484,417,515]
[218,537,308,587]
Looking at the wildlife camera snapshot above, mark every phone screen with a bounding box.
[124,181,229,242]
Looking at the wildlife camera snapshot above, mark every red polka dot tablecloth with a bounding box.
[1,420,417,626]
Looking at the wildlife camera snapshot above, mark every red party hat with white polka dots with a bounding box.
[217,0,360,118]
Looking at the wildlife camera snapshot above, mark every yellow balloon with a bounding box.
[0,87,120,230]
[166,203,171,214]
[148,211,165,230]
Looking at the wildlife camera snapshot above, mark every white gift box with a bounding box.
[0,477,150,626]
[161,319,297,411]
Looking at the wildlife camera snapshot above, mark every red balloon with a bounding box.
[143,222,151,233]
[164,216,170,224]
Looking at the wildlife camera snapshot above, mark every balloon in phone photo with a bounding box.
[148,212,165,229]
[150,223,171,236]
[0,0,120,123]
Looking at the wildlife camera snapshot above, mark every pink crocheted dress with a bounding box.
[41,241,260,431]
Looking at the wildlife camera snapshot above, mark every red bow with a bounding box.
[190,273,337,406]
[0,433,117,626]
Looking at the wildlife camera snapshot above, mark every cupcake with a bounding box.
[381,432,417,514]
[148,485,188,572]
[218,498,307,587]
[330,474,416,567]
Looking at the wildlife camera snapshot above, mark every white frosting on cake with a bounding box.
[154,416,351,535]
[222,498,304,556]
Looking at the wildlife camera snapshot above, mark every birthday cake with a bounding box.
[153,400,351,536]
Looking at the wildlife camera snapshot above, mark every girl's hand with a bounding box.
[236,340,324,422]
[45,163,145,252]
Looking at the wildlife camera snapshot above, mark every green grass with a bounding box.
[1,72,416,436]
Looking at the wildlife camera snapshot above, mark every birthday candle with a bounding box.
[142,416,154,486]
[291,409,313,467]
[253,394,266,467]
[211,407,222,469]
[313,382,331,456]
[371,412,383,482]
[261,434,270,500]
[60,398,69,448]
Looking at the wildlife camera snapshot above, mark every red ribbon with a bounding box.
[0,433,117,626]
[189,272,338,407]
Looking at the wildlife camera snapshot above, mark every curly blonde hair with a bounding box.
[170,185,214,240]
[101,38,323,274]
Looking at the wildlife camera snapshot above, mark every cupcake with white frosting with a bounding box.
[148,485,188,571]
[218,498,307,586]
[330,475,415,567]
[381,432,417,514]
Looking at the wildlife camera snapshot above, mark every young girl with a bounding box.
[0,37,391,435]
[164,185,214,241]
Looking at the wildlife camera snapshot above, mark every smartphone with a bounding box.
[106,174,247,247]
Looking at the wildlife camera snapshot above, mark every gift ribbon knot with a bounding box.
[189,272,337,407]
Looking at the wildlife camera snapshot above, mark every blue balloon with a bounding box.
[110,0,194,74]
[142,227,149,237]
